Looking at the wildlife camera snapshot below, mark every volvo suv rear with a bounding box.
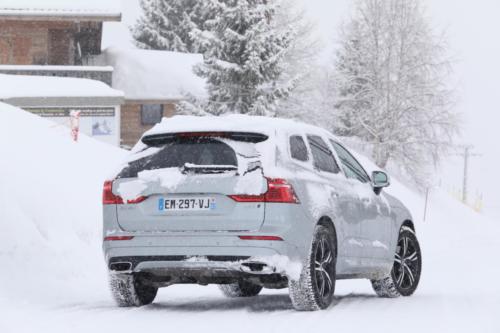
[103,116,421,311]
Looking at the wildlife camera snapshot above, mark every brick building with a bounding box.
[0,1,206,148]
[0,3,121,66]
[0,2,124,145]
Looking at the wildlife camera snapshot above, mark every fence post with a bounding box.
[423,187,430,222]
[70,110,81,142]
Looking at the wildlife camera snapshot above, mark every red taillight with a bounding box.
[265,178,299,203]
[102,181,148,205]
[104,236,134,241]
[126,196,148,204]
[103,180,123,205]
[228,194,265,202]
[229,178,299,204]
[238,236,284,241]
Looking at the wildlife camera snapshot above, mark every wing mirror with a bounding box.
[371,171,390,195]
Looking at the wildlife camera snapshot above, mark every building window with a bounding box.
[141,104,164,125]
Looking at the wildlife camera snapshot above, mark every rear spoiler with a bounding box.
[142,132,269,147]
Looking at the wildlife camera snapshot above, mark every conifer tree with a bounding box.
[191,0,296,115]
[134,0,298,116]
[132,0,218,53]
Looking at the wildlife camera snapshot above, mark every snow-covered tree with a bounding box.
[191,0,296,116]
[133,0,304,116]
[333,0,458,185]
[274,0,323,121]
[132,0,220,53]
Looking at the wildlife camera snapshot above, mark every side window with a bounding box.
[330,141,370,183]
[307,135,340,174]
[289,135,309,162]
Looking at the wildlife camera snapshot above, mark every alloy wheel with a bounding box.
[393,234,420,291]
[313,237,335,302]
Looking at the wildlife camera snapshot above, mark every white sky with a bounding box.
[105,0,500,219]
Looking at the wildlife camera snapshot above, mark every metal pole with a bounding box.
[462,146,470,204]
[423,187,430,222]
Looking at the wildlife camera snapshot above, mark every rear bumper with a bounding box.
[108,255,292,288]
[109,255,276,275]
[103,234,303,279]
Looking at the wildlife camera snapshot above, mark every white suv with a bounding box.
[102,115,422,311]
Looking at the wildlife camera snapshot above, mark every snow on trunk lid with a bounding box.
[113,134,269,232]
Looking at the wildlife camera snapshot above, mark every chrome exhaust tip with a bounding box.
[109,262,132,272]
[240,262,275,274]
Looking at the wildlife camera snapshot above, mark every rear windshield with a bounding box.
[118,138,237,178]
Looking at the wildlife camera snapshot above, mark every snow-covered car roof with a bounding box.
[0,0,121,21]
[134,115,344,182]
[104,47,207,102]
[142,114,334,140]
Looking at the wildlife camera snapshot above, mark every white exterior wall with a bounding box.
[25,106,121,146]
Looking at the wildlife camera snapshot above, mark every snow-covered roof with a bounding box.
[0,65,113,72]
[0,74,124,107]
[0,0,121,21]
[143,114,333,139]
[104,47,207,101]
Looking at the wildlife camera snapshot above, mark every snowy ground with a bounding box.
[1,103,499,333]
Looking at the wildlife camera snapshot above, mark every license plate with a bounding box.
[158,197,216,212]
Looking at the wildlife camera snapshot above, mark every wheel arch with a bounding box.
[401,220,416,233]
[389,219,416,259]
[317,216,338,255]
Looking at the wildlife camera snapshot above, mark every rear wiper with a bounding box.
[182,163,238,174]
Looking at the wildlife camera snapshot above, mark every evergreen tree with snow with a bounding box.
[191,0,296,116]
[132,0,219,53]
[133,0,300,116]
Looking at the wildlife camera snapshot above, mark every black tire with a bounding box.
[371,226,422,298]
[289,225,337,311]
[218,281,263,298]
[109,273,158,307]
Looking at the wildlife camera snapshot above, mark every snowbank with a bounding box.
[0,105,499,332]
[0,102,126,304]
[104,47,206,101]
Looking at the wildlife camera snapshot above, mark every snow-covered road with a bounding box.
[1,103,499,333]
[4,195,499,333]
